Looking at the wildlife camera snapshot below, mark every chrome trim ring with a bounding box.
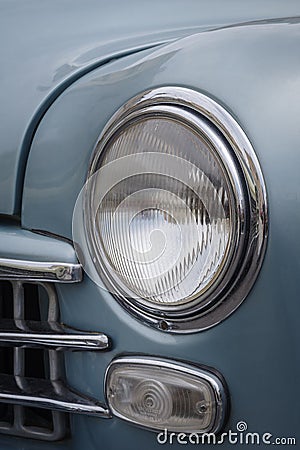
[105,356,228,434]
[87,86,268,333]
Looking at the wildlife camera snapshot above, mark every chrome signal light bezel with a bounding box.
[105,356,229,434]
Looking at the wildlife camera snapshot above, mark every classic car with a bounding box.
[0,1,299,449]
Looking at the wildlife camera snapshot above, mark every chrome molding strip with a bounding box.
[0,258,82,283]
[0,374,111,418]
[0,321,109,351]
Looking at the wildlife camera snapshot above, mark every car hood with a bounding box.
[0,0,299,215]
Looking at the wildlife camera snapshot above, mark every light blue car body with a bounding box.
[0,1,300,449]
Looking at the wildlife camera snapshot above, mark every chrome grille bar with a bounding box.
[0,375,111,418]
[0,321,109,350]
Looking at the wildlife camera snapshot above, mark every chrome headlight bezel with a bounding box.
[85,86,268,333]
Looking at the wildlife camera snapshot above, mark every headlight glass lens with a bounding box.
[88,115,234,309]
[75,86,268,332]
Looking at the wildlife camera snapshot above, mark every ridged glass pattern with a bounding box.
[92,117,232,307]
[107,364,215,432]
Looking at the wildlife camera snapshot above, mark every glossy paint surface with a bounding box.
[20,16,300,450]
[1,2,300,450]
[1,0,300,214]
[0,222,77,263]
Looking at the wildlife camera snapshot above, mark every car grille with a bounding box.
[0,276,110,441]
[0,281,68,440]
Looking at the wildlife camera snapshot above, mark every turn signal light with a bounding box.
[105,356,228,433]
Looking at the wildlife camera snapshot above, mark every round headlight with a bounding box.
[74,87,268,333]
